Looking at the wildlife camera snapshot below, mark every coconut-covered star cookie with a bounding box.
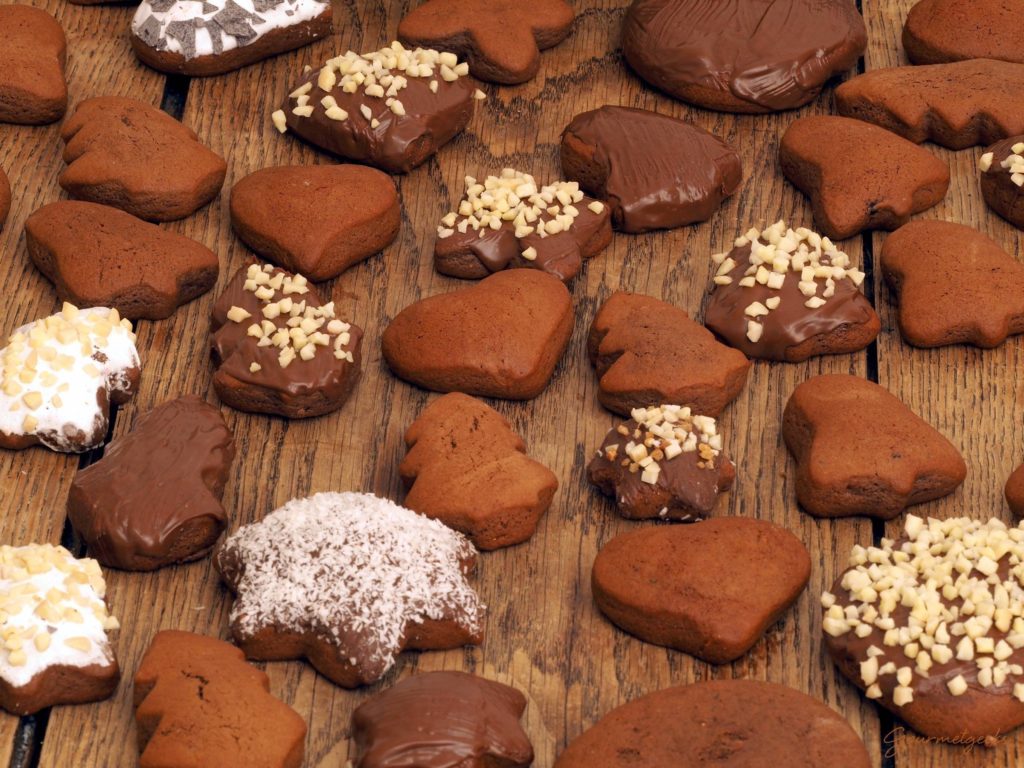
[0,304,140,453]
[398,0,574,84]
[213,492,484,688]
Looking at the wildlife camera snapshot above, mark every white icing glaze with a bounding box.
[132,0,330,60]
[0,305,139,452]
[0,544,118,689]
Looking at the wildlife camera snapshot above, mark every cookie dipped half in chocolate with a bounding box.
[434,168,611,282]
[274,42,479,174]
[68,396,235,572]
[979,137,1024,230]
[210,263,362,419]
[561,106,741,233]
[704,221,879,362]
[587,405,734,520]
[824,515,1024,742]
[621,0,866,113]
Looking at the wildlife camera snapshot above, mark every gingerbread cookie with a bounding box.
[882,220,1024,348]
[621,0,866,113]
[979,136,1024,230]
[588,292,750,417]
[593,518,809,663]
[560,106,741,233]
[0,166,9,230]
[400,392,558,550]
[0,544,119,715]
[214,492,484,688]
[824,516,1024,742]
[60,96,227,222]
[131,0,332,77]
[352,671,534,768]
[0,304,140,453]
[68,396,235,572]
[397,0,573,84]
[274,43,480,174]
[383,270,573,400]
[434,169,611,281]
[0,6,67,125]
[210,263,362,418]
[554,680,872,767]
[230,165,400,281]
[587,405,734,520]
[783,374,966,519]
[903,0,1024,66]
[26,201,219,320]
[780,116,949,239]
[135,630,306,768]
[1007,465,1024,518]
[704,221,879,361]
[835,60,1024,149]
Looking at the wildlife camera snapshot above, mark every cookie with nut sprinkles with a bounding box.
[210,263,362,419]
[783,375,966,519]
[588,292,750,417]
[434,169,611,282]
[213,492,484,688]
[0,544,120,715]
[704,221,879,361]
[979,136,1024,230]
[587,405,734,521]
[824,515,1024,741]
[131,0,333,76]
[0,304,140,453]
[274,42,481,174]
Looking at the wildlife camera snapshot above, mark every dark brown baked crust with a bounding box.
[0,660,119,716]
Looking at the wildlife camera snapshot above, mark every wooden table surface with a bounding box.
[0,0,1021,766]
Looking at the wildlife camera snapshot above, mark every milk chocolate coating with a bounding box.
[704,242,879,361]
[587,418,734,520]
[282,68,475,174]
[622,0,866,113]
[351,671,534,768]
[981,135,1024,230]
[561,106,741,233]
[210,266,363,418]
[68,396,234,571]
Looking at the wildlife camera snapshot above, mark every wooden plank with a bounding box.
[37,1,884,766]
[0,0,167,759]
[862,0,1024,765]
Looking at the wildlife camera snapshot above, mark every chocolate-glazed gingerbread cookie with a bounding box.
[587,405,734,520]
[274,43,480,173]
[210,263,362,418]
[704,221,879,361]
[979,137,1024,230]
[621,0,866,113]
[434,169,611,281]
[68,396,235,571]
[561,106,741,233]
[352,671,534,768]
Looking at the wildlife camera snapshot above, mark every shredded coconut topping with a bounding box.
[219,492,483,678]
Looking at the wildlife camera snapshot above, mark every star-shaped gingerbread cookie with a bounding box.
[398,0,574,84]
[213,492,484,688]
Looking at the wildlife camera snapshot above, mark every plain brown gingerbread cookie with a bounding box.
[398,0,574,84]
[383,270,573,400]
[903,0,1024,66]
[400,393,558,550]
[779,115,949,239]
[592,518,810,663]
[26,201,219,321]
[979,136,1024,230]
[60,96,227,222]
[783,374,966,519]
[230,165,400,281]
[588,291,750,417]
[1007,465,1024,518]
[835,60,1024,149]
[0,6,67,125]
[134,630,306,768]
[554,680,872,767]
[882,220,1024,348]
